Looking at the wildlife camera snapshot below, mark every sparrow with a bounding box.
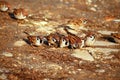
[59,35,70,48]
[0,1,10,12]
[27,35,43,47]
[84,32,96,47]
[66,18,87,30]
[111,33,120,44]
[46,32,61,47]
[64,26,85,49]
[24,32,46,47]
[13,8,28,19]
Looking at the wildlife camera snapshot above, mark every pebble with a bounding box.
[43,78,50,80]
[77,69,82,71]
[96,64,100,67]
[47,64,62,70]
[14,40,26,47]
[90,7,97,11]
[2,52,13,57]
[95,69,105,73]
[0,74,7,80]
[31,20,48,26]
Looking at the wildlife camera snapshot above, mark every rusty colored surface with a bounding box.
[0,0,120,80]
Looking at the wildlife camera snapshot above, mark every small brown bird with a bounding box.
[27,36,43,47]
[66,18,87,30]
[46,33,61,47]
[59,35,69,48]
[13,8,28,19]
[67,34,85,49]
[111,33,120,44]
[24,32,46,47]
[84,32,96,47]
[0,1,10,12]
[64,26,85,49]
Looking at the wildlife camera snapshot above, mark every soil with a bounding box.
[0,0,120,80]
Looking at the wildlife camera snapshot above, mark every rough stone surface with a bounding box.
[71,49,94,61]
[2,52,13,57]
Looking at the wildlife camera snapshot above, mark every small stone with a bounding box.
[13,64,18,67]
[77,69,82,71]
[43,78,50,80]
[0,69,3,73]
[0,74,7,80]
[47,64,62,70]
[2,52,13,57]
[90,7,97,11]
[95,69,105,73]
[14,40,26,47]
[71,49,94,61]
[31,20,48,26]
[96,64,100,67]
[32,57,36,60]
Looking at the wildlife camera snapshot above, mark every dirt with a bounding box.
[0,0,120,80]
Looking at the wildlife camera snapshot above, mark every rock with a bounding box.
[94,40,118,46]
[43,78,50,80]
[14,40,26,47]
[31,20,48,26]
[90,7,97,11]
[2,52,13,57]
[47,64,62,70]
[71,49,94,61]
[0,74,7,80]
[95,69,105,73]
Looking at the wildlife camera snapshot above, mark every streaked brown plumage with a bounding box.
[24,32,45,47]
[13,8,28,19]
[111,33,120,43]
[64,26,85,49]
[67,34,84,49]
[0,1,10,12]
[66,18,87,30]
[46,33,61,47]
[27,36,43,46]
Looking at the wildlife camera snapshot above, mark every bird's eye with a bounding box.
[89,35,95,41]
[62,39,65,42]
[83,20,87,24]
[52,38,56,42]
[90,36,93,38]
[37,37,40,40]
[65,41,68,45]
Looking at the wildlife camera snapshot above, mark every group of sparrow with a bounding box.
[24,26,96,49]
[0,0,28,19]
[0,1,120,49]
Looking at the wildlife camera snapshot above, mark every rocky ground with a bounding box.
[0,0,120,80]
